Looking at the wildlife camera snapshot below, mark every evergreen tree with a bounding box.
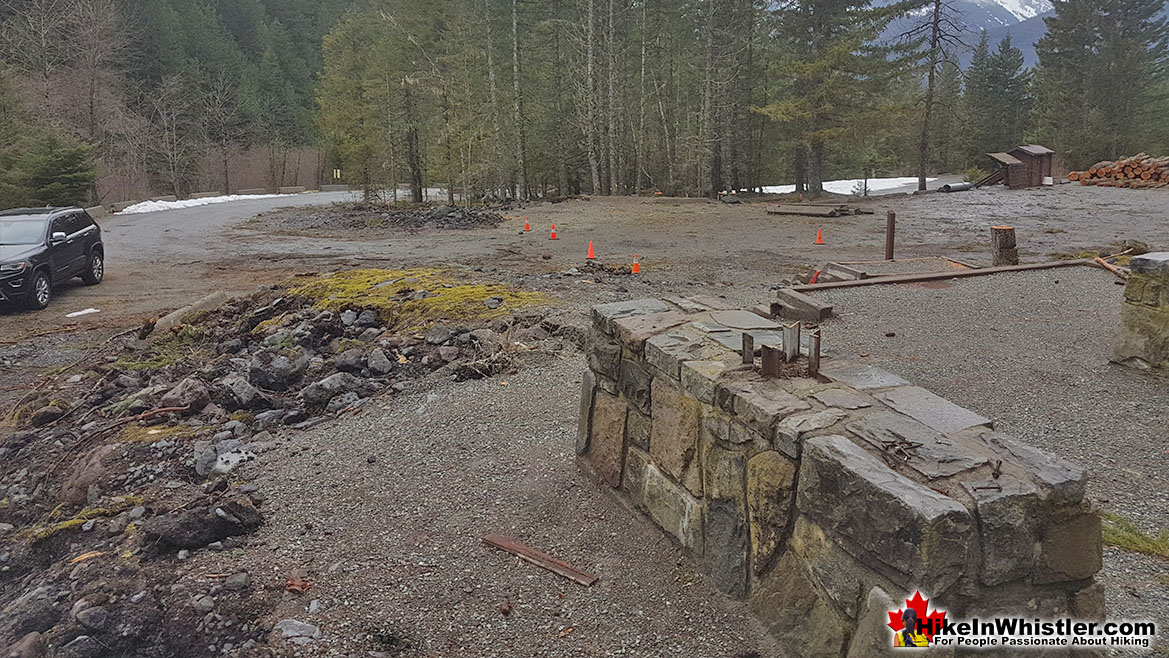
[758,0,919,196]
[929,56,964,172]
[1033,0,1169,166]
[963,33,1030,164]
[988,35,1031,150]
[963,31,994,163]
[0,130,97,207]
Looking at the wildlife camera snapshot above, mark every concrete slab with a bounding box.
[710,310,782,331]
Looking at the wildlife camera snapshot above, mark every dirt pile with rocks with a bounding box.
[257,203,505,235]
[0,269,569,657]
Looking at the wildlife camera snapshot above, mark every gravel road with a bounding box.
[815,266,1169,647]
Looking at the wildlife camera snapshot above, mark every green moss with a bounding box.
[19,496,147,541]
[252,312,291,335]
[114,332,210,372]
[288,268,547,333]
[1102,512,1169,558]
[114,352,183,371]
[335,338,365,353]
[229,411,255,425]
[176,325,205,342]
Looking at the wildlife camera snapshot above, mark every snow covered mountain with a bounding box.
[880,0,1054,68]
[976,0,1052,23]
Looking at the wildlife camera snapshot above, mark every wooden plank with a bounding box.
[766,204,840,217]
[482,534,598,587]
[791,259,1097,293]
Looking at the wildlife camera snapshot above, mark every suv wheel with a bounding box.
[26,270,52,310]
[82,250,104,285]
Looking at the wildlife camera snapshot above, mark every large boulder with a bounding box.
[158,378,210,413]
[301,373,361,407]
[59,445,117,504]
[367,348,394,376]
[334,349,365,373]
[213,373,269,410]
[141,497,263,550]
[249,347,310,391]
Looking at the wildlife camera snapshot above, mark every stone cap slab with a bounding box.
[1130,252,1169,277]
[612,311,695,352]
[797,435,973,594]
[873,386,993,435]
[972,430,1086,504]
[818,361,910,391]
[591,299,675,334]
[846,410,989,479]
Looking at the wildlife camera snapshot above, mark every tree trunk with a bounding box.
[808,140,824,197]
[553,0,568,197]
[917,0,942,192]
[403,82,423,204]
[510,0,528,200]
[606,0,618,195]
[700,0,717,198]
[483,0,506,198]
[634,0,647,193]
[586,0,601,194]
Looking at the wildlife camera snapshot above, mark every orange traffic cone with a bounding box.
[523,217,531,231]
[587,241,596,259]
[550,225,558,240]
[814,228,824,245]
[631,254,641,274]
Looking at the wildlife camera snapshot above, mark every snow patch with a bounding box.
[119,194,292,214]
[759,176,935,196]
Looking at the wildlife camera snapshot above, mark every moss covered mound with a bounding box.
[287,268,546,333]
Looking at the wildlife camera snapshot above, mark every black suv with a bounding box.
[0,207,104,310]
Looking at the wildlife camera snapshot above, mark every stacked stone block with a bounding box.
[578,298,1103,656]
[1116,252,1169,371]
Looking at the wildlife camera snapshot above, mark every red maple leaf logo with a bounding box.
[887,591,947,642]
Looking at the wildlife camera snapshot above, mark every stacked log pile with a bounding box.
[1068,154,1169,188]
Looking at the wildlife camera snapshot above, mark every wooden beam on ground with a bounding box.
[776,289,834,321]
[823,262,868,281]
[766,204,840,217]
[482,534,598,587]
[790,259,1097,293]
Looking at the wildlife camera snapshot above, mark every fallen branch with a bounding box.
[1094,256,1129,280]
[482,534,598,587]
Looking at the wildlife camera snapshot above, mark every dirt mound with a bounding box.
[260,203,504,234]
[0,269,562,656]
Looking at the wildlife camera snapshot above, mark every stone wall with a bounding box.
[577,297,1103,656]
[1116,253,1169,371]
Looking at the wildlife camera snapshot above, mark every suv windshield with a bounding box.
[0,218,48,245]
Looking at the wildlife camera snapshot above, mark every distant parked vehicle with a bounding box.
[0,207,104,310]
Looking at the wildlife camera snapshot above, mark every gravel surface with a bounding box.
[188,351,777,658]
[815,266,1169,648]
